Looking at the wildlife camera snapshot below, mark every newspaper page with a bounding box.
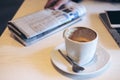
[8,1,86,38]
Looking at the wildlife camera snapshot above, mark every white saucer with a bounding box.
[51,43,110,76]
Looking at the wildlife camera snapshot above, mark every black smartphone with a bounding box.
[105,10,120,28]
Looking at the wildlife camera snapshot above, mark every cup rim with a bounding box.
[63,27,98,44]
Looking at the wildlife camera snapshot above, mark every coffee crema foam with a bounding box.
[68,27,97,42]
[69,36,90,42]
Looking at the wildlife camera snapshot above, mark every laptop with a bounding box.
[99,13,120,47]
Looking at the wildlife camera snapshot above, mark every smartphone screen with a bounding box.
[106,10,120,28]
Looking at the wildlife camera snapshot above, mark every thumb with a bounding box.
[45,0,55,8]
[53,0,66,10]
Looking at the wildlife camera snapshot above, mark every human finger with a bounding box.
[45,0,56,8]
[53,0,69,10]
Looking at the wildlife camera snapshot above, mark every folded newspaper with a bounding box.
[8,1,86,46]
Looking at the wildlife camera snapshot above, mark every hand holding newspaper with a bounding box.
[8,1,86,46]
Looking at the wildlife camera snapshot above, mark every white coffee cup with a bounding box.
[63,27,98,66]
